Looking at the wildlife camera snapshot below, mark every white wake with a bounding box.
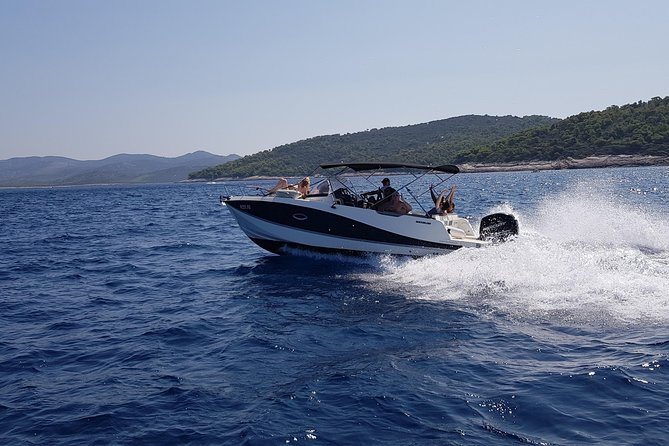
[360,185,669,326]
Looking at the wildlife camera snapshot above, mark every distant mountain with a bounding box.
[189,115,559,179]
[0,151,240,187]
[453,96,669,163]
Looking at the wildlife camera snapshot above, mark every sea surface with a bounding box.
[1,166,668,445]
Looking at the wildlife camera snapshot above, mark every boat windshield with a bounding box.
[327,177,348,193]
[310,179,331,195]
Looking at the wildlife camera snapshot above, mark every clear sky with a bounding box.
[1,0,668,160]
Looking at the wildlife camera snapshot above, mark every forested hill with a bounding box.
[453,96,669,163]
[190,115,558,179]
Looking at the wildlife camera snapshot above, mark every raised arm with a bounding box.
[430,184,439,204]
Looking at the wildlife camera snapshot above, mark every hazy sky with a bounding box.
[1,0,668,160]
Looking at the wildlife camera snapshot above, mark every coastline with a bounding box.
[195,155,669,182]
[6,155,665,188]
[458,154,669,173]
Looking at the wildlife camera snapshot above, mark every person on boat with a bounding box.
[361,177,391,203]
[427,184,457,215]
[267,177,311,197]
[375,187,412,214]
[296,177,310,197]
[267,177,290,193]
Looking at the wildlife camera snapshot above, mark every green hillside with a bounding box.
[190,115,558,179]
[453,96,669,163]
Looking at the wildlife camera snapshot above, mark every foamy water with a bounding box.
[363,184,669,326]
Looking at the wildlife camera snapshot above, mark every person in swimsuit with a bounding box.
[427,184,457,215]
[268,177,311,197]
[375,186,412,214]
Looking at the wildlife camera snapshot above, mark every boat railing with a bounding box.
[217,184,267,199]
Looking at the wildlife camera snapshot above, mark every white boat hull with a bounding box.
[225,194,490,256]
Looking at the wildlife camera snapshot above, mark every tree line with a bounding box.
[190,96,669,179]
[189,115,557,179]
[453,96,669,163]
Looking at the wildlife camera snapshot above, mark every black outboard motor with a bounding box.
[479,213,519,243]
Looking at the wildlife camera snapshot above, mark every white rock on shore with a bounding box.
[458,155,669,173]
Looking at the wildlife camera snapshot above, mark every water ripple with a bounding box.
[1,173,668,445]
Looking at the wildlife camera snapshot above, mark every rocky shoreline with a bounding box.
[458,154,669,173]
[184,155,669,182]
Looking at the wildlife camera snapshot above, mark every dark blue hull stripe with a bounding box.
[227,200,461,251]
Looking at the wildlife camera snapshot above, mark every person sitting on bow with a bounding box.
[267,177,311,197]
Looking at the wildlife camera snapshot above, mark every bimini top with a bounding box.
[319,162,459,174]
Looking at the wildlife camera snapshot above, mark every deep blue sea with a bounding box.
[2,166,668,445]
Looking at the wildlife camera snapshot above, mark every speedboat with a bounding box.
[223,162,519,257]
